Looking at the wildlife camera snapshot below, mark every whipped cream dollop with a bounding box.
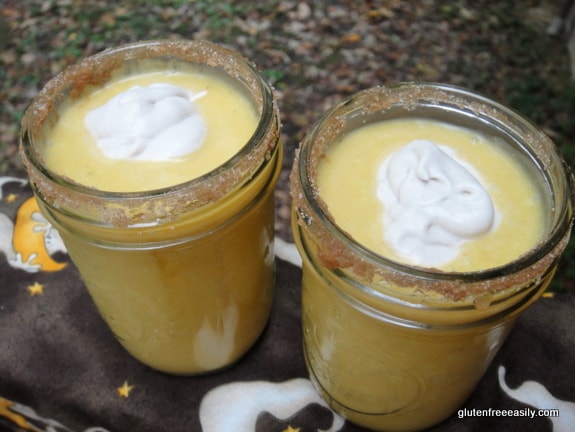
[85,83,207,161]
[377,139,496,267]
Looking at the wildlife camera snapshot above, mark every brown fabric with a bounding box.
[0,172,573,432]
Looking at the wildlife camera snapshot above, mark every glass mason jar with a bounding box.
[290,83,573,431]
[20,40,283,375]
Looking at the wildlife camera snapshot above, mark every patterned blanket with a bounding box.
[1,174,573,432]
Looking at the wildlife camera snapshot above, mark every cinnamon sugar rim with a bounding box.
[20,40,281,227]
[290,83,574,302]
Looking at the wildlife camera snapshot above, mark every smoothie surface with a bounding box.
[317,118,546,272]
[44,70,258,192]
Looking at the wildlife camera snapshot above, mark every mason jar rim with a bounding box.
[294,82,574,287]
[20,39,280,226]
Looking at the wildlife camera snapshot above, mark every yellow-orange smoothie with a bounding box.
[45,70,258,191]
[317,118,545,272]
[292,112,559,431]
[25,43,282,375]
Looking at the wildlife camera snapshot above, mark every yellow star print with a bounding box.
[117,381,135,398]
[283,426,301,432]
[5,193,17,203]
[27,282,44,296]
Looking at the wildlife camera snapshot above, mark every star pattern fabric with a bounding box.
[0,173,573,432]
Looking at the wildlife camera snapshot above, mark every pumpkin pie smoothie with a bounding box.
[317,118,545,273]
[20,40,283,375]
[290,84,573,431]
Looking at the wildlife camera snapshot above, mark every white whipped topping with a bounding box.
[85,83,207,161]
[377,139,496,267]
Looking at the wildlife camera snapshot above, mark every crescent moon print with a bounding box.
[0,176,67,273]
[199,378,345,432]
[498,366,575,432]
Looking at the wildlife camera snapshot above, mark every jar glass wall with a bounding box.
[290,83,573,431]
[20,40,283,375]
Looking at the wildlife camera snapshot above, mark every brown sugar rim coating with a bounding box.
[290,84,573,302]
[20,40,280,228]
